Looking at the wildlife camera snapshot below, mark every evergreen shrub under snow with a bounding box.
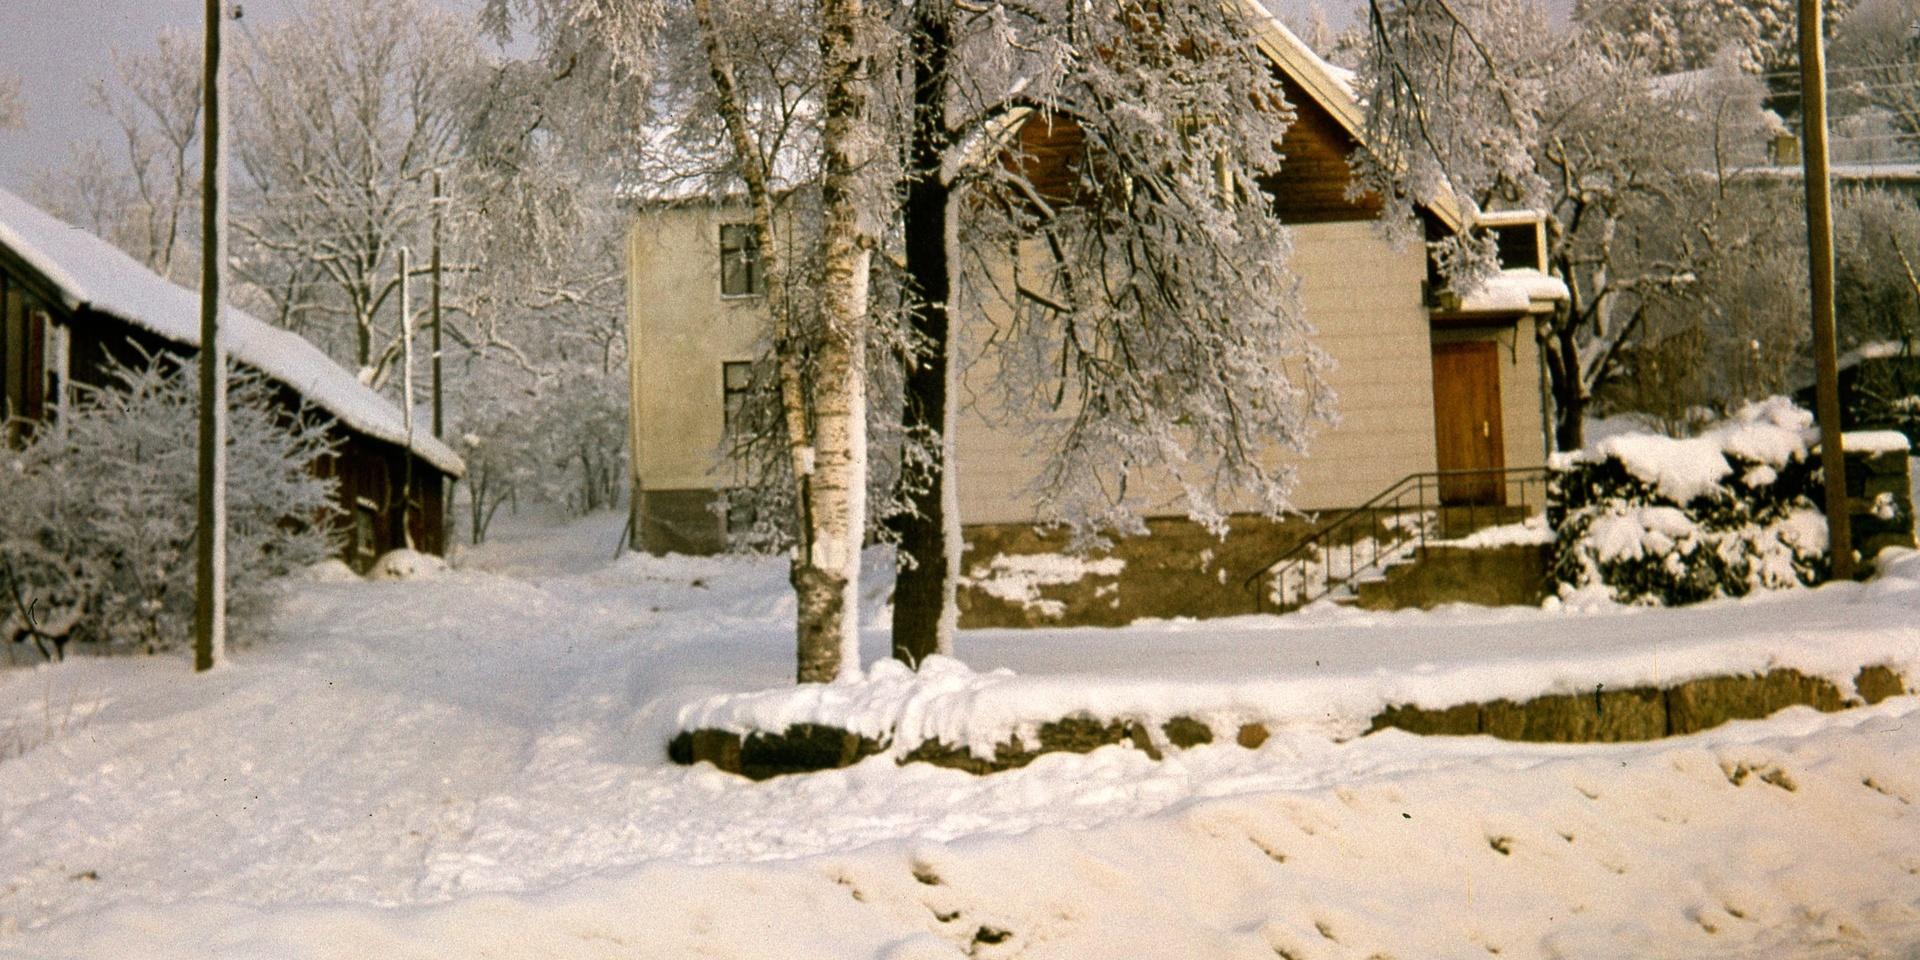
[2,356,340,659]
[1548,399,1834,606]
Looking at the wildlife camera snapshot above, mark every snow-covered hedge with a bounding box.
[1549,399,1839,606]
[2,357,340,659]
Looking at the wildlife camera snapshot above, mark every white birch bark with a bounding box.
[796,0,874,683]
[692,0,873,683]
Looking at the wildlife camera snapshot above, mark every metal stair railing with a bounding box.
[1242,467,1551,613]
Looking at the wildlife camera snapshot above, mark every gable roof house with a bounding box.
[622,10,1566,624]
[0,187,464,570]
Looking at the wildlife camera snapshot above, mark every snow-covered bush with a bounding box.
[366,548,446,582]
[1,355,339,658]
[1549,398,1835,606]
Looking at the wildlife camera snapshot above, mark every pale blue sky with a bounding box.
[0,0,496,191]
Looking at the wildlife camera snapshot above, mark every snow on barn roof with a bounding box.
[0,188,464,478]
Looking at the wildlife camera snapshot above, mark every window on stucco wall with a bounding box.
[719,223,764,297]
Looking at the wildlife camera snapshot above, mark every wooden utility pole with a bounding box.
[400,246,417,549]
[431,172,444,440]
[1800,0,1855,580]
[194,0,232,672]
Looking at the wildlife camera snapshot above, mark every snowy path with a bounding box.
[3,512,1919,958]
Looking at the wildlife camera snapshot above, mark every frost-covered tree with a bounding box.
[1831,0,1920,150]
[1548,59,1803,432]
[953,0,1330,533]
[493,0,1336,678]
[27,1,634,563]
[701,0,881,682]
[232,0,483,384]
[438,198,633,542]
[0,73,26,131]
[1,357,338,661]
[1357,1,1796,447]
[28,34,203,285]
[1596,182,1810,432]
[1574,0,1854,74]
[1834,188,1920,348]
[739,0,1330,664]
[488,0,889,681]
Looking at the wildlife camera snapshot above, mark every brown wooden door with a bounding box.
[1431,340,1505,504]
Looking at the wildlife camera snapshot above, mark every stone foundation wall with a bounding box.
[957,515,1321,628]
[1369,667,1900,741]
[634,488,725,555]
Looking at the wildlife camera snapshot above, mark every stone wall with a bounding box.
[1369,667,1900,741]
[956,515,1321,628]
[669,665,1909,780]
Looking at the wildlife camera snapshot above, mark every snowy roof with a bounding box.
[1448,267,1569,316]
[1738,161,1920,182]
[1837,339,1920,371]
[0,188,464,478]
[1647,67,1714,97]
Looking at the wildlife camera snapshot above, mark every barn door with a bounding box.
[1431,340,1505,505]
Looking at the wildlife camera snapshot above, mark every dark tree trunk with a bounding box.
[892,0,957,667]
[1546,321,1585,451]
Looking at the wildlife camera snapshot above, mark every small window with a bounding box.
[722,361,753,438]
[3,286,50,429]
[353,502,378,567]
[719,223,764,297]
[1491,222,1543,272]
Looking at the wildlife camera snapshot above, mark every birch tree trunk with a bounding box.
[693,0,872,683]
[799,0,874,682]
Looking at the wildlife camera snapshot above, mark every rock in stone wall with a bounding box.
[668,724,886,781]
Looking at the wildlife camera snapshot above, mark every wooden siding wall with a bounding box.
[317,431,449,570]
[1,272,50,430]
[1259,73,1384,223]
[1003,72,1382,223]
[953,218,1438,522]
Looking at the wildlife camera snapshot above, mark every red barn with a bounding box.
[0,188,464,568]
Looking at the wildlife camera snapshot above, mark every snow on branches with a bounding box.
[951,0,1336,536]
[1,355,339,660]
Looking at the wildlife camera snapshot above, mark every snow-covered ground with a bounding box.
[3,510,1919,958]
